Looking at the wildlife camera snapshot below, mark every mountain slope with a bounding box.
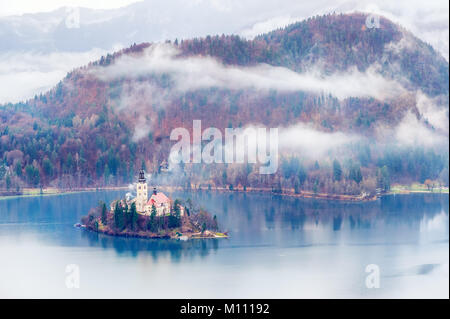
[0,13,448,194]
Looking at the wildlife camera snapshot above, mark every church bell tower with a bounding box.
[136,169,148,213]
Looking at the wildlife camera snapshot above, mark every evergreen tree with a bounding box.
[381,165,390,191]
[130,202,138,231]
[333,159,342,181]
[147,204,159,232]
[173,199,181,216]
[0,163,6,180]
[212,215,218,231]
[114,202,124,230]
[14,161,22,177]
[66,154,74,174]
[147,206,158,233]
[104,164,110,185]
[100,201,107,225]
[25,165,40,186]
[314,161,320,170]
[6,174,11,190]
[349,164,363,184]
[201,222,207,233]
[43,158,54,179]
[377,166,390,191]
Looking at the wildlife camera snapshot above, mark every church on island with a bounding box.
[133,169,184,217]
[111,170,184,217]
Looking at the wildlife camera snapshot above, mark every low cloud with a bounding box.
[190,122,359,162]
[240,15,300,39]
[108,80,172,141]
[376,111,448,148]
[277,123,359,157]
[240,122,360,161]
[93,43,406,101]
[415,91,449,134]
[0,49,113,104]
[394,112,448,147]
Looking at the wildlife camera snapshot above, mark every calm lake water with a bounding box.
[0,190,448,298]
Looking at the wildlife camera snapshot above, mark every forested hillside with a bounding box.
[0,13,448,195]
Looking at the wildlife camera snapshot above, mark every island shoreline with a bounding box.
[80,225,229,240]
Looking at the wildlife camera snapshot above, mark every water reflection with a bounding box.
[81,230,220,261]
[0,191,448,257]
[170,191,448,231]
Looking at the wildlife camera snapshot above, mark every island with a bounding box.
[80,170,228,240]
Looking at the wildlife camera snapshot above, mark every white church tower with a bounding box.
[136,169,148,213]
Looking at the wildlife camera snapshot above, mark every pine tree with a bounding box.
[380,166,390,191]
[147,204,159,232]
[376,166,391,192]
[6,174,11,190]
[100,201,107,225]
[173,199,181,217]
[114,202,119,228]
[130,202,138,231]
[349,164,363,184]
[212,215,218,231]
[147,206,158,233]
[333,159,342,181]
[104,164,110,185]
[114,201,124,230]
[201,222,207,233]
[15,161,22,177]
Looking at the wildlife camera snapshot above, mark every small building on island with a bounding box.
[145,190,170,215]
[129,169,184,217]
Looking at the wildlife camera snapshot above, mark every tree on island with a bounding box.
[212,215,218,231]
[201,222,207,234]
[147,204,158,232]
[173,199,181,216]
[130,202,138,231]
[424,179,435,192]
[114,201,125,230]
[168,204,181,229]
[168,214,181,228]
[100,201,107,225]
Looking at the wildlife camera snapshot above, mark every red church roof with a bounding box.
[147,192,170,206]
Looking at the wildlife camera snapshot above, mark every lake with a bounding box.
[0,190,448,298]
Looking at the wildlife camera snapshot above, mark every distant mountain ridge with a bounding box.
[0,0,265,53]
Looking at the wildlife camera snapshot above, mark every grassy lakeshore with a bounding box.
[389,183,449,194]
[158,185,378,202]
[0,186,129,200]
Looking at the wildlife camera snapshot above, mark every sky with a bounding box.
[0,0,447,58]
[0,0,142,16]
